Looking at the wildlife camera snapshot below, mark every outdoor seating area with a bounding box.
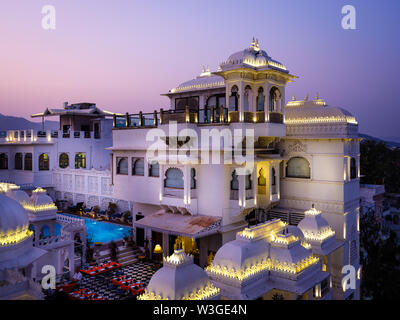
[111,275,145,297]
[44,261,158,300]
[68,288,108,300]
[80,261,122,276]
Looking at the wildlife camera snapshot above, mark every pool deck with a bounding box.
[59,210,132,228]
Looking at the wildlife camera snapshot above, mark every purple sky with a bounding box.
[0,0,399,139]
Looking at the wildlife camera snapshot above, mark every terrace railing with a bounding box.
[112,106,284,129]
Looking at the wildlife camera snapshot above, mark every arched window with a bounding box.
[286,157,310,178]
[191,168,196,189]
[75,153,86,169]
[258,168,266,186]
[350,157,357,179]
[257,87,265,111]
[164,168,184,189]
[244,86,252,111]
[230,170,239,190]
[245,171,252,190]
[149,161,159,177]
[14,153,23,170]
[29,224,35,241]
[24,153,32,171]
[54,223,62,236]
[40,225,50,239]
[229,85,238,111]
[116,157,128,175]
[269,87,281,112]
[132,158,144,176]
[39,153,49,171]
[0,153,8,169]
[59,153,69,169]
[271,167,276,186]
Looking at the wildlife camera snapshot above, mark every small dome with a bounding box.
[30,188,55,207]
[269,233,311,266]
[0,194,29,233]
[171,74,224,93]
[140,249,220,300]
[285,98,358,125]
[7,190,30,206]
[222,39,287,72]
[212,236,269,271]
[297,206,335,242]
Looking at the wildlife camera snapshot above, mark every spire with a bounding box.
[292,94,296,101]
[304,93,309,101]
[315,92,319,100]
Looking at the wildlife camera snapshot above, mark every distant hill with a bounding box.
[0,113,59,131]
[360,133,400,148]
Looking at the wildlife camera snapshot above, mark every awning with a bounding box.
[134,211,221,239]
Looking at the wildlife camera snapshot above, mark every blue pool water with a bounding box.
[58,213,132,244]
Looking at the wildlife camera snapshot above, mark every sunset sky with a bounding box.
[0,0,399,139]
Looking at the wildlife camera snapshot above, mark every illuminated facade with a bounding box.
[0,39,360,300]
[110,39,360,300]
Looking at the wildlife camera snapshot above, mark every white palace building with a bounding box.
[0,39,361,300]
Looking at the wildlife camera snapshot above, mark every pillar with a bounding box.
[239,82,245,122]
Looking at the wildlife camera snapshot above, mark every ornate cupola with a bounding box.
[297,205,339,255]
[138,249,220,300]
[25,188,57,220]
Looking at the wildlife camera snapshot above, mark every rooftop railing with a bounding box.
[0,129,103,143]
[113,106,284,129]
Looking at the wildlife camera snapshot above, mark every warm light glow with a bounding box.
[0,225,33,246]
[206,255,319,281]
[301,241,311,249]
[303,227,335,242]
[284,115,357,125]
[272,234,298,245]
[153,244,163,254]
[304,207,322,216]
[170,81,225,93]
[23,203,57,213]
[0,183,20,193]
[138,283,220,300]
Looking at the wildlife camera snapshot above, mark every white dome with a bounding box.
[7,190,30,206]
[212,237,269,271]
[297,206,335,242]
[221,39,287,72]
[30,188,54,207]
[0,194,29,233]
[141,250,220,300]
[269,235,311,266]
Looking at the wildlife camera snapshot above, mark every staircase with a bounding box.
[96,246,143,267]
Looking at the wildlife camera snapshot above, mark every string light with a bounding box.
[0,225,33,246]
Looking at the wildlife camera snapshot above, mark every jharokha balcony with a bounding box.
[112,106,284,129]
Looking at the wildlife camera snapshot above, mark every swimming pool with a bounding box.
[58,213,132,244]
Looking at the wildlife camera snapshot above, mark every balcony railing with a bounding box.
[113,106,284,129]
[0,129,103,143]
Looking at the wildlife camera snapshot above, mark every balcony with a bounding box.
[0,129,104,145]
[113,106,284,129]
